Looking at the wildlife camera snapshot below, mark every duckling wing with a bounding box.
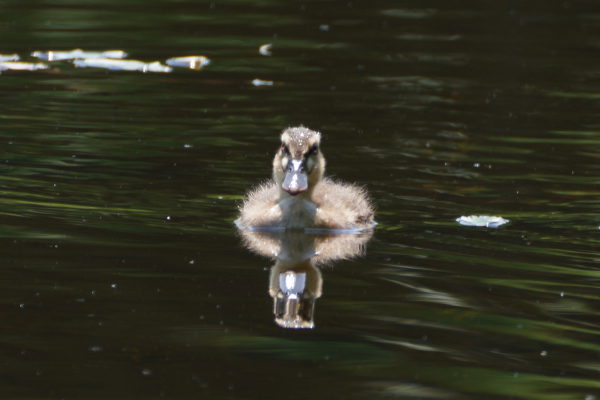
[313,178,374,229]
[237,181,282,228]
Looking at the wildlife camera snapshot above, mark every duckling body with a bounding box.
[237,127,375,232]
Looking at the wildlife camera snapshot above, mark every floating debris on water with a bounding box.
[259,43,272,56]
[0,61,48,71]
[0,53,19,62]
[165,55,210,70]
[73,58,172,73]
[251,78,274,86]
[456,215,509,228]
[32,49,127,61]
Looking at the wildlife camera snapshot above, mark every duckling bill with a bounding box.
[236,126,375,232]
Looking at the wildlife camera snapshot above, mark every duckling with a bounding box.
[236,126,375,232]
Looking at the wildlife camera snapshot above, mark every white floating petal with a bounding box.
[165,55,210,70]
[251,78,274,86]
[0,61,48,71]
[143,61,173,73]
[455,215,509,228]
[0,53,19,62]
[259,43,272,56]
[73,58,172,73]
[31,49,128,61]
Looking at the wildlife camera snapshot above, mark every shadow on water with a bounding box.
[1,0,600,399]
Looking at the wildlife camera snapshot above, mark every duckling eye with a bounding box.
[307,144,318,156]
[281,144,290,155]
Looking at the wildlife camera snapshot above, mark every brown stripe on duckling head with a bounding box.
[280,126,322,159]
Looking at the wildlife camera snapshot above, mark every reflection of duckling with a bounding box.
[269,258,322,329]
[239,229,373,329]
[236,126,375,232]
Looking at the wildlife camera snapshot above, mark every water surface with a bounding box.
[2,1,600,399]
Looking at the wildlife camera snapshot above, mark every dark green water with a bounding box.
[2,0,600,399]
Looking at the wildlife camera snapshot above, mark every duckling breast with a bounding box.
[278,197,318,229]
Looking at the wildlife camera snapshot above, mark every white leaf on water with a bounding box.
[259,43,272,56]
[0,53,19,62]
[73,58,172,73]
[251,78,274,86]
[0,61,48,71]
[165,55,210,70]
[32,49,127,61]
[455,215,509,228]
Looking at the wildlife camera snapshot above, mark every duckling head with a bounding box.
[273,126,325,197]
